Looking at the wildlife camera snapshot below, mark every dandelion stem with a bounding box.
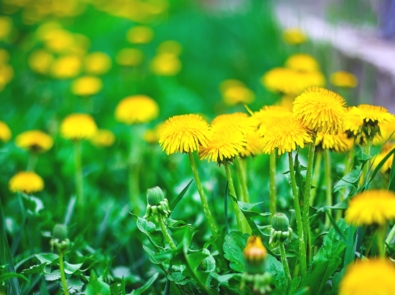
[362,138,372,185]
[288,152,307,276]
[188,152,218,236]
[385,223,395,249]
[129,127,141,215]
[27,152,38,172]
[337,143,355,220]
[279,243,292,292]
[59,252,70,295]
[269,151,277,216]
[377,224,387,258]
[310,151,322,206]
[74,141,84,210]
[324,149,332,229]
[235,157,250,204]
[158,215,177,250]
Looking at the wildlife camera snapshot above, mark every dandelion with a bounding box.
[282,28,307,45]
[116,48,144,67]
[219,80,255,106]
[84,52,111,75]
[15,130,53,153]
[240,131,262,157]
[60,114,97,141]
[28,50,54,75]
[115,95,159,125]
[0,16,12,40]
[90,129,115,147]
[157,40,182,55]
[51,55,82,79]
[0,49,9,64]
[126,26,154,44]
[331,71,358,88]
[339,259,395,295]
[71,76,102,96]
[9,171,44,194]
[373,121,395,146]
[315,132,353,153]
[150,53,181,76]
[211,113,256,135]
[253,105,292,135]
[0,121,11,142]
[143,123,164,144]
[42,28,75,54]
[284,54,319,72]
[372,150,394,174]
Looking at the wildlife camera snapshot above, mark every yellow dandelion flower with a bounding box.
[261,117,312,155]
[159,114,210,155]
[373,120,395,145]
[345,190,395,226]
[284,53,319,72]
[282,28,307,45]
[293,87,346,134]
[244,236,267,262]
[356,104,394,125]
[0,49,10,64]
[9,171,44,194]
[126,26,154,44]
[219,79,245,92]
[90,129,115,147]
[0,16,12,40]
[344,107,363,138]
[339,259,395,295]
[115,95,159,125]
[372,152,394,174]
[331,71,358,88]
[240,131,263,157]
[199,130,246,163]
[211,113,256,135]
[253,105,292,134]
[316,132,353,153]
[0,64,14,84]
[116,48,144,67]
[157,40,182,55]
[150,53,181,76]
[143,123,164,144]
[28,49,54,75]
[221,85,255,106]
[51,55,82,79]
[84,52,112,75]
[0,121,12,142]
[15,130,53,153]
[42,28,75,54]
[276,95,295,111]
[71,76,102,96]
[60,114,98,140]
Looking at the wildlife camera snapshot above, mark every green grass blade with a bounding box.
[170,179,193,211]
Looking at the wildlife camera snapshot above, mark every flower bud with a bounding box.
[271,213,289,232]
[147,186,165,206]
[53,224,68,241]
[244,236,267,274]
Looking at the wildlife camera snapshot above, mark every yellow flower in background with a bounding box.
[126,26,154,44]
[0,49,10,64]
[143,123,164,144]
[51,55,82,79]
[282,28,307,45]
[316,132,353,153]
[331,71,358,88]
[41,28,76,53]
[116,48,144,67]
[345,190,395,226]
[199,130,246,163]
[372,152,394,174]
[243,236,267,263]
[253,105,292,134]
[277,95,295,111]
[15,130,53,153]
[373,120,395,146]
[221,84,255,106]
[0,64,14,85]
[293,87,346,134]
[60,114,98,140]
[0,121,12,142]
[90,129,115,147]
[84,52,112,75]
[260,117,312,155]
[0,16,12,40]
[115,95,159,125]
[9,171,44,194]
[159,114,210,155]
[355,104,394,125]
[240,131,263,157]
[211,113,256,135]
[71,76,102,96]
[284,53,319,72]
[339,259,395,295]
[150,53,181,76]
[28,49,54,75]
[157,40,182,55]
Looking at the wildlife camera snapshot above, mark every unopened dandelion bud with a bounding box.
[270,213,292,244]
[144,186,171,221]
[243,236,267,274]
[50,224,70,252]
[147,186,165,206]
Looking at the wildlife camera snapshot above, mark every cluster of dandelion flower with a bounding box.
[143,186,171,222]
[269,213,292,244]
[50,224,70,253]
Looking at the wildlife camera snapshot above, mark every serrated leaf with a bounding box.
[21,263,46,274]
[170,179,193,211]
[86,271,111,295]
[63,262,83,274]
[67,278,84,294]
[223,232,248,273]
[136,217,164,249]
[45,270,61,281]
[35,253,59,265]
[265,254,286,294]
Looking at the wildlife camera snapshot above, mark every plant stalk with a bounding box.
[27,152,38,172]
[235,157,250,204]
[129,127,141,214]
[269,151,277,216]
[74,141,84,210]
[158,215,177,250]
[310,151,322,206]
[279,243,292,292]
[59,252,70,295]
[377,223,387,258]
[324,149,332,229]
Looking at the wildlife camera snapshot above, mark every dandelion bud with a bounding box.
[144,186,171,221]
[244,236,267,274]
[269,213,292,244]
[53,224,68,241]
[147,186,165,206]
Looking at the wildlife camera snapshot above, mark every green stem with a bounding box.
[129,127,141,214]
[27,152,38,171]
[385,223,395,248]
[362,139,372,185]
[288,152,307,276]
[188,152,218,236]
[224,161,250,233]
[279,243,292,292]
[377,223,387,258]
[59,252,70,295]
[337,144,355,220]
[74,141,84,210]
[310,151,322,206]
[324,149,332,229]
[269,151,277,216]
[235,157,250,204]
[158,215,177,250]
[303,134,316,264]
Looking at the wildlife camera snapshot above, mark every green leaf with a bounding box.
[21,263,46,274]
[265,254,286,294]
[67,278,84,294]
[35,253,59,265]
[136,217,164,249]
[170,179,193,211]
[365,148,395,188]
[45,270,61,281]
[142,245,171,265]
[86,271,111,295]
[223,231,248,273]
[131,272,159,295]
[324,211,346,243]
[63,262,83,274]
[0,272,29,283]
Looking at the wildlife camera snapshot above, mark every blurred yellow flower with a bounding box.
[0,49,10,64]
[285,54,319,72]
[0,16,12,40]
[90,129,115,147]
[253,105,292,134]
[355,104,394,125]
[42,28,75,53]
[345,190,395,226]
[0,121,12,142]
[0,64,14,86]
[277,95,295,111]
[84,52,112,75]
[293,87,346,134]
[9,171,44,194]
[159,114,210,155]
[330,71,358,88]
[240,131,263,157]
[316,132,353,153]
[372,151,394,174]
[221,83,255,106]
[60,113,98,140]
[15,130,53,153]
[243,236,267,263]
[115,95,159,125]
[261,117,312,155]
[157,40,182,55]
[28,49,54,75]
[116,48,143,67]
[344,107,363,138]
[143,123,164,144]
[51,55,82,79]
[282,28,307,45]
[373,120,395,145]
[339,259,395,295]
[126,26,154,44]
[211,113,256,135]
[71,76,102,96]
[150,53,181,76]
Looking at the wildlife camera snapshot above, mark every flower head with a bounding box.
[84,52,112,75]
[126,26,154,44]
[240,131,263,157]
[244,236,267,264]
[260,117,312,155]
[345,190,395,226]
[285,54,319,72]
[293,87,346,134]
[157,40,182,55]
[60,114,98,140]
[15,130,53,153]
[372,152,394,174]
[159,114,210,155]
[71,76,102,96]
[315,132,353,153]
[90,129,115,147]
[253,105,292,134]
[0,16,12,40]
[339,259,395,295]
[115,95,159,125]
[282,28,307,45]
[116,48,144,67]
[28,49,54,75]
[211,113,256,135]
[219,80,255,106]
[373,121,395,146]
[9,171,44,194]
[150,53,181,76]
[331,71,358,88]
[0,121,11,142]
[51,55,82,79]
